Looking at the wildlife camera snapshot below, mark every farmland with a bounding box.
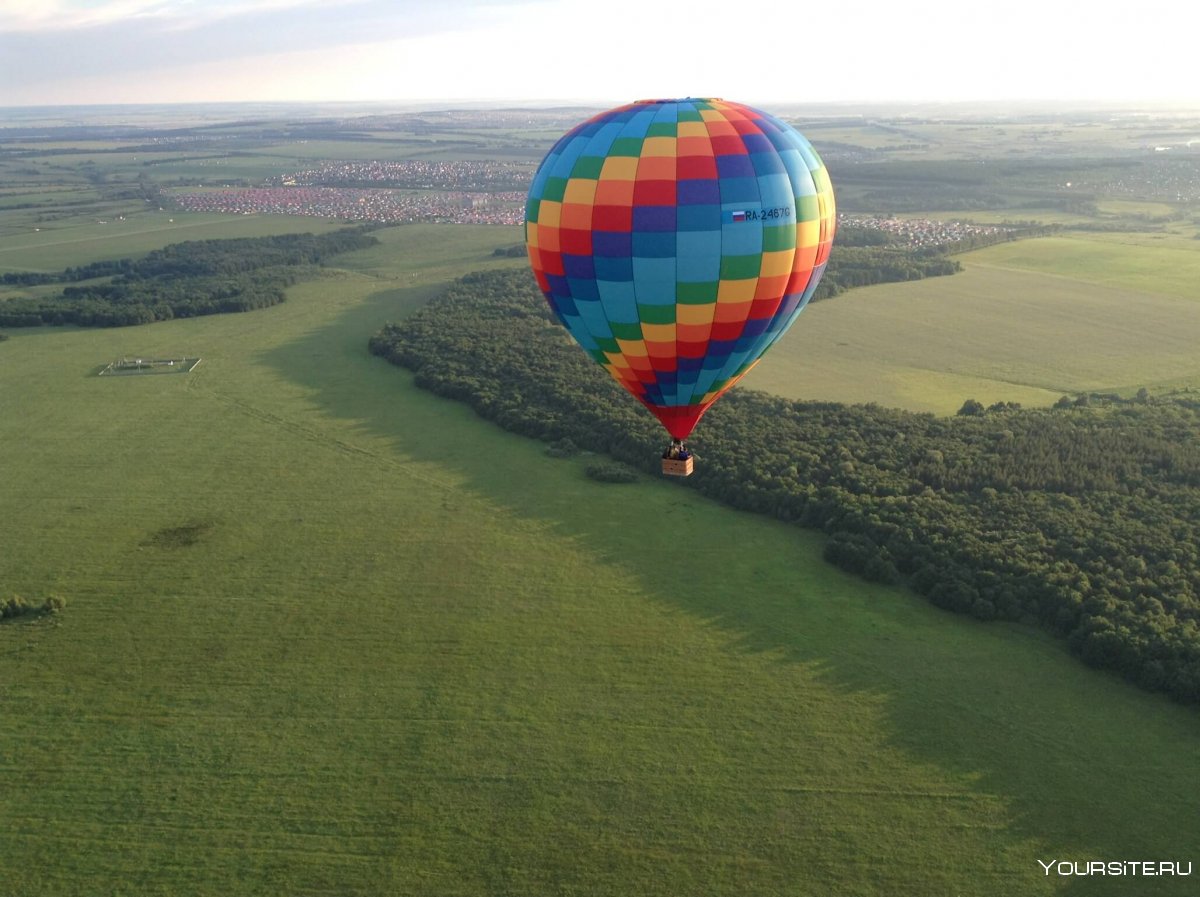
[964,234,1200,300]
[3,104,1200,895]
[741,251,1200,413]
[2,221,1199,896]
[0,212,346,275]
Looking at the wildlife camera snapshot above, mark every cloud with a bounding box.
[0,1,356,32]
[0,0,1195,106]
[0,0,535,105]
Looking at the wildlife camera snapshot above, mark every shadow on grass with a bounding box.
[258,280,1200,897]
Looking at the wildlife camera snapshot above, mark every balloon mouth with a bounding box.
[646,402,712,441]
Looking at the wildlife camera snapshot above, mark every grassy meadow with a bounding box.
[3,217,1200,895]
[966,234,1200,301]
[743,235,1200,413]
[0,212,346,278]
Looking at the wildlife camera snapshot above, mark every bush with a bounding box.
[43,595,67,615]
[585,462,639,484]
[545,437,580,459]
[1,594,67,621]
[1,595,32,619]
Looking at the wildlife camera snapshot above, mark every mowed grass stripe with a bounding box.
[2,224,1199,896]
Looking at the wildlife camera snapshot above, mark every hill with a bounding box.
[371,268,1200,706]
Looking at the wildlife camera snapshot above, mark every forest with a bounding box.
[0,228,378,327]
[810,245,960,299]
[830,156,1176,214]
[498,232,966,301]
[370,268,1200,706]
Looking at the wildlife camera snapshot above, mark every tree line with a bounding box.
[492,236,964,301]
[0,228,378,328]
[369,268,1200,706]
[811,246,960,300]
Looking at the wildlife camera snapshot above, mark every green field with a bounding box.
[801,115,1200,160]
[1093,199,1182,219]
[743,237,1200,413]
[0,212,346,276]
[966,234,1200,300]
[3,221,1200,895]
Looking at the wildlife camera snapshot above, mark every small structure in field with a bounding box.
[98,356,202,376]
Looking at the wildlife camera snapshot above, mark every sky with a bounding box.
[1,0,1196,108]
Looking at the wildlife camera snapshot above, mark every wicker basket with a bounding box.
[661,456,694,477]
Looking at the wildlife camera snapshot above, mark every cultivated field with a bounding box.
[0,211,346,276]
[743,236,1200,413]
[965,234,1200,300]
[3,219,1200,896]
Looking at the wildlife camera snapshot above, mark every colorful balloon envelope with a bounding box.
[525,97,835,443]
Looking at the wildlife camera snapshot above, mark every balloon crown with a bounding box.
[633,97,722,105]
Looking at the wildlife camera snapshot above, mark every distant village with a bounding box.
[172,160,1017,244]
[838,215,1014,248]
[173,185,526,225]
[173,160,531,224]
[277,159,532,192]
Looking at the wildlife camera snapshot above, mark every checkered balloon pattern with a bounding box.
[525,98,836,440]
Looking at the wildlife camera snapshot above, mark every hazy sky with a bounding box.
[1,0,1195,107]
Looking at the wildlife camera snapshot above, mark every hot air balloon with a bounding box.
[524,98,835,476]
